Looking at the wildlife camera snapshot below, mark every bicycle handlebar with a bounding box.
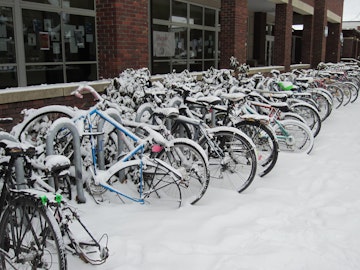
[72,84,103,102]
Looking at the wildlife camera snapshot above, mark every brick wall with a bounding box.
[96,0,149,79]
[302,15,313,64]
[326,23,341,62]
[312,0,327,67]
[219,0,248,68]
[326,0,344,17]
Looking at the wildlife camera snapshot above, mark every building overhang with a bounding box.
[292,0,314,15]
[327,10,342,23]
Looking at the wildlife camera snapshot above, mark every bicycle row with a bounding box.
[0,59,359,268]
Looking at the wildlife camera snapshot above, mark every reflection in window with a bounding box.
[26,65,63,86]
[205,8,216,27]
[152,2,218,75]
[66,64,96,82]
[24,0,60,6]
[190,5,202,25]
[172,1,187,23]
[0,66,17,88]
[63,14,96,61]
[204,31,215,59]
[67,0,94,10]
[22,9,62,63]
[0,7,16,64]
[152,0,170,21]
[190,29,202,59]
[172,27,187,60]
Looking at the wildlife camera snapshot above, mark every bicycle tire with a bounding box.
[343,81,359,103]
[155,138,210,205]
[135,103,156,125]
[337,82,352,106]
[309,90,333,122]
[93,159,183,208]
[12,106,76,145]
[235,120,279,177]
[0,195,67,269]
[198,127,257,193]
[272,119,314,154]
[171,120,193,139]
[290,102,321,138]
[327,84,344,109]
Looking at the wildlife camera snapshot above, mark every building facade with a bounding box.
[342,21,360,59]
[0,0,344,90]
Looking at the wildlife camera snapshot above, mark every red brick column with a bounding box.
[253,12,267,66]
[219,0,248,68]
[312,0,327,67]
[301,15,313,64]
[273,1,293,71]
[96,0,149,79]
[326,23,342,63]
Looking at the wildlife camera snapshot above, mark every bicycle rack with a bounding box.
[45,118,86,203]
[0,132,27,189]
[96,108,124,170]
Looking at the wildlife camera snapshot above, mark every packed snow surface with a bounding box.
[68,100,360,270]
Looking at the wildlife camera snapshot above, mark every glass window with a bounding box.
[0,7,16,64]
[66,0,94,10]
[26,65,63,86]
[63,14,96,61]
[172,1,187,23]
[24,0,60,7]
[0,66,17,88]
[66,63,96,82]
[190,29,202,59]
[152,24,172,60]
[190,5,202,25]
[152,0,170,21]
[151,2,218,75]
[204,60,215,70]
[152,61,170,75]
[22,9,62,63]
[172,26,187,60]
[204,31,215,59]
[190,60,202,72]
[205,8,216,27]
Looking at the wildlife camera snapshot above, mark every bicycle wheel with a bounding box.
[290,102,321,138]
[97,159,183,208]
[235,120,279,177]
[272,119,314,154]
[343,81,359,103]
[327,84,344,109]
[337,83,352,106]
[198,127,257,193]
[12,106,76,146]
[0,195,67,270]
[310,90,332,122]
[135,103,156,125]
[155,138,210,205]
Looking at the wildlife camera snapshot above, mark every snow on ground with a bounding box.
[70,100,360,270]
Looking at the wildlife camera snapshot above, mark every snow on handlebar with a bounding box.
[72,84,103,101]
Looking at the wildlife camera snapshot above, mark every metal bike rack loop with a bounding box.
[46,118,86,203]
[96,108,124,170]
[0,132,27,189]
